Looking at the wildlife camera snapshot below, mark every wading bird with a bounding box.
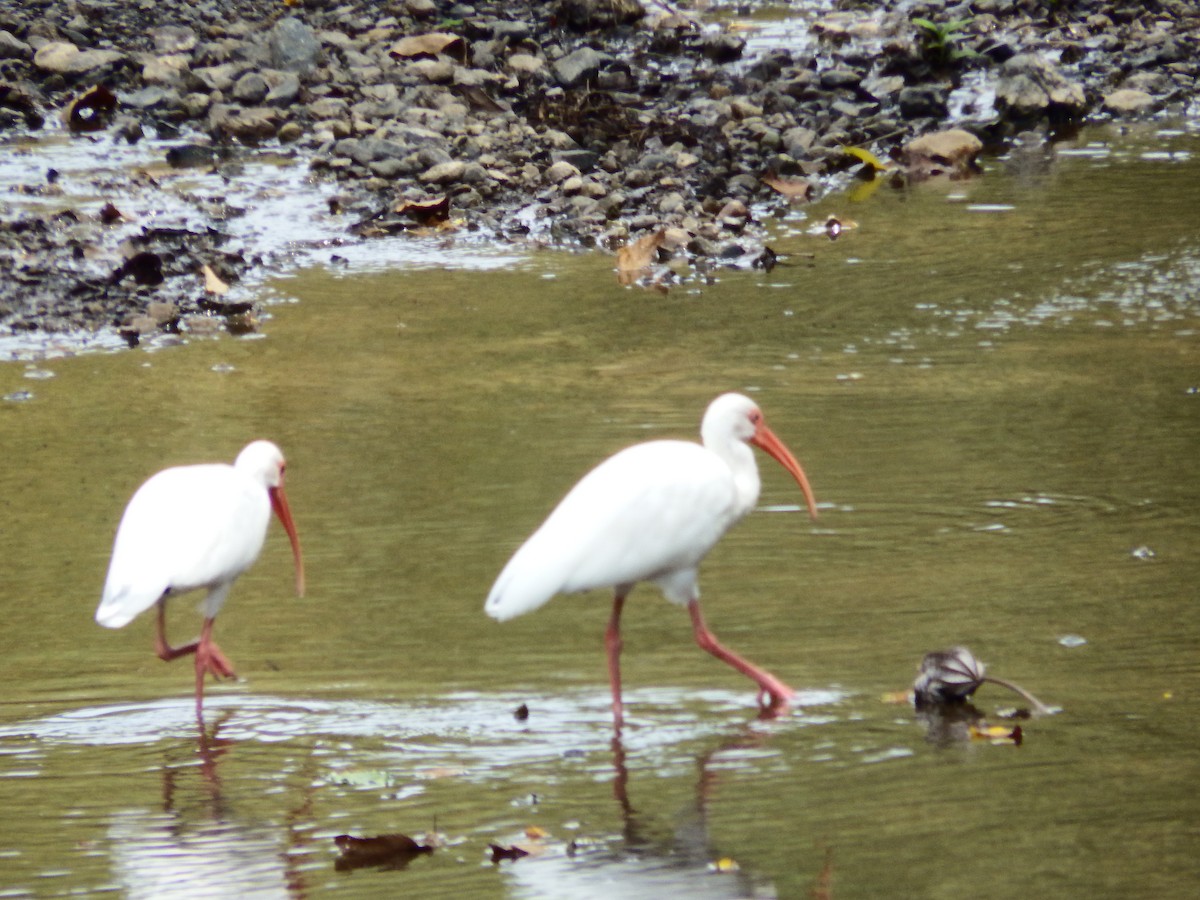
[96,440,304,718]
[485,393,817,728]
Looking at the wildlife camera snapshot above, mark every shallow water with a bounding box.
[2,121,1199,898]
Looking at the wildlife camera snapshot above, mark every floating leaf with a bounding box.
[762,173,813,201]
[334,833,433,872]
[525,825,549,840]
[616,229,666,287]
[489,843,530,863]
[842,145,890,172]
[513,703,530,722]
[969,723,1023,745]
[708,856,740,873]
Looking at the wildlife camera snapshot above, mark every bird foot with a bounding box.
[197,642,237,681]
[755,683,796,719]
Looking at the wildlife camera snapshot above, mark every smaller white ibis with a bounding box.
[96,440,304,718]
[485,393,817,728]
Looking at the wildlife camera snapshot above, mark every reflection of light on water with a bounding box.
[0,687,844,761]
[105,810,290,900]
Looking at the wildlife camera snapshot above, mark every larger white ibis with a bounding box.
[485,393,818,727]
[96,440,304,718]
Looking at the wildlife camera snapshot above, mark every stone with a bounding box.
[269,17,320,74]
[508,53,544,76]
[232,72,270,105]
[553,47,604,88]
[263,70,302,106]
[0,30,32,60]
[212,105,285,141]
[33,41,124,76]
[995,54,1086,122]
[1102,88,1155,116]
[902,128,982,174]
[142,54,190,84]
[420,160,466,183]
[545,160,580,183]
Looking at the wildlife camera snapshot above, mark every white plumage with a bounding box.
[96,440,304,718]
[485,393,817,727]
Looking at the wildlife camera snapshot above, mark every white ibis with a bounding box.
[96,440,304,718]
[485,393,818,727]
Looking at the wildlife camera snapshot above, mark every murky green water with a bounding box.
[2,123,1199,898]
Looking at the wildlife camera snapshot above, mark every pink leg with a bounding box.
[154,601,236,718]
[606,592,628,730]
[688,599,795,717]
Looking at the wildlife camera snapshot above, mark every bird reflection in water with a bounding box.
[104,714,316,899]
[496,727,828,899]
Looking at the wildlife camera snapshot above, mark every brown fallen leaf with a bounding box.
[616,229,666,286]
[390,33,467,62]
[489,843,530,863]
[334,833,434,872]
[513,702,530,722]
[64,85,117,133]
[762,173,813,202]
[201,263,229,295]
[395,196,451,226]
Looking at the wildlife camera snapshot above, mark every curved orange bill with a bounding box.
[750,423,819,521]
[269,485,306,597]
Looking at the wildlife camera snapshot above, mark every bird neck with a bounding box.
[714,439,761,519]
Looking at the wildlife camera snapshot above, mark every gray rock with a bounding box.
[820,69,861,90]
[264,70,302,106]
[553,47,605,88]
[123,86,180,110]
[269,17,320,74]
[151,25,197,54]
[142,54,190,85]
[996,54,1086,121]
[233,72,270,105]
[0,29,32,60]
[1103,88,1155,116]
[212,105,285,141]
[420,160,466,184]
[33,42,124,76]
[191,64,241,93]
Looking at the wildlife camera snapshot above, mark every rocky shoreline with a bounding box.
[1,0,1198,346]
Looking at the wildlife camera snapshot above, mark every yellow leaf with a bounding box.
[708,856,740,873]
[842,145,890,171]
[524,825,549,840]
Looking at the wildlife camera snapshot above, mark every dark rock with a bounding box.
[899,85,949,119]
[268,17,320,74]
[232,72,270,105]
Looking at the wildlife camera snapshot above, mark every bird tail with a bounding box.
[483,556,560,622]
